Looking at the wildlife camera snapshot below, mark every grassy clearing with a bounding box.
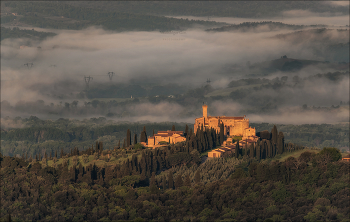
[272,149,320,162]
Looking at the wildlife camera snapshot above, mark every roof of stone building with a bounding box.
[211,149,224,153]
[157,131,184,136]
[195,116,245,120]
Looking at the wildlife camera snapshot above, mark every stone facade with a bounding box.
[194,104,256,138]
[147,130,186,148]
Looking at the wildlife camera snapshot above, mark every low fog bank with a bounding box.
[1,99,349,129]
[2,26,348,105]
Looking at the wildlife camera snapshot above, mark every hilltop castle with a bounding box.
[194,104,256,140]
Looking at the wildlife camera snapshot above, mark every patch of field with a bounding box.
[272,148,320,162]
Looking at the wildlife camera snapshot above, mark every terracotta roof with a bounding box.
[224,145,236,149]
[157,131,184,136]
[217,116,244,120]
[343,154,350,158]
[212,149,224,153]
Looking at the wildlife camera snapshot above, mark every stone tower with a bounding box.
[202,104,208,118]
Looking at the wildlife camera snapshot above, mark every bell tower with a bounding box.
[202,104,208,118]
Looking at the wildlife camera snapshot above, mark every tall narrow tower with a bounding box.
[202,104,208,119]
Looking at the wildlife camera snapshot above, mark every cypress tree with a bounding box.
[219,122,224,145]
[277,132,285,154]
[152,129,155,136]
[271,125,278,145]
[140,126,147,143]
[168,171,174,189]
[150,172,158,194]
[172,125,175,131]
[249,143,254,158]
[134,134,137,145]
[235,141,239,158]
[162,175,167,189]
[195,170,200,184]
[175,174,183,189]
[126,129,131,147]
[185,125,189,137]
[184,174,191,187]
[99,142,103,154]
[256,144,261,160]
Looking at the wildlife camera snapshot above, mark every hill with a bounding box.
[206,21,310,32]
[1,146,348,221]
[2,2,226,32]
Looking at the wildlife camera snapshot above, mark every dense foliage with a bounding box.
[0,118,189,157]
[1,147,348,221]
[251,123,349,152]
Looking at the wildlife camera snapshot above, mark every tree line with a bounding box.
[1,146,347,221]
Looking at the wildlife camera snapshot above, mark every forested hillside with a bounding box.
[1,146,348,221]
[1,26,56,41]
[2,2,225,32]
[66,1,349,17]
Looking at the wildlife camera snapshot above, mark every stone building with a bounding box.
[194,104,256,139]
[147,130,186,148]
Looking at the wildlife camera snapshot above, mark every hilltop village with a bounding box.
[144,104,259,157]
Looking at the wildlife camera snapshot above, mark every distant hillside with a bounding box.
[1,26,56,41]
[275,28,349,44]
[206,21,312,32]
[65,1,349,18]
[2,2,226,32]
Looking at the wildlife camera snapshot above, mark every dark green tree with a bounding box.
[195,170,200,184]
[184,174,191,187]
[168,171,174,189]
[175,174,183,189]
[319,147,342,162]
[162,175,167,189]
[150,172,158,194]
[277,132,285,154]
[271,125,278,145]
[219,122,224,145]
[235,141,239,158]
[140,126,147,143]
[134,134,137,145]
[126,129,131,147]
[172,125,176,131]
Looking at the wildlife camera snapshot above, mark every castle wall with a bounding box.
[194,105,253,138]
[243,127,256,138]
[232,121,243,136]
